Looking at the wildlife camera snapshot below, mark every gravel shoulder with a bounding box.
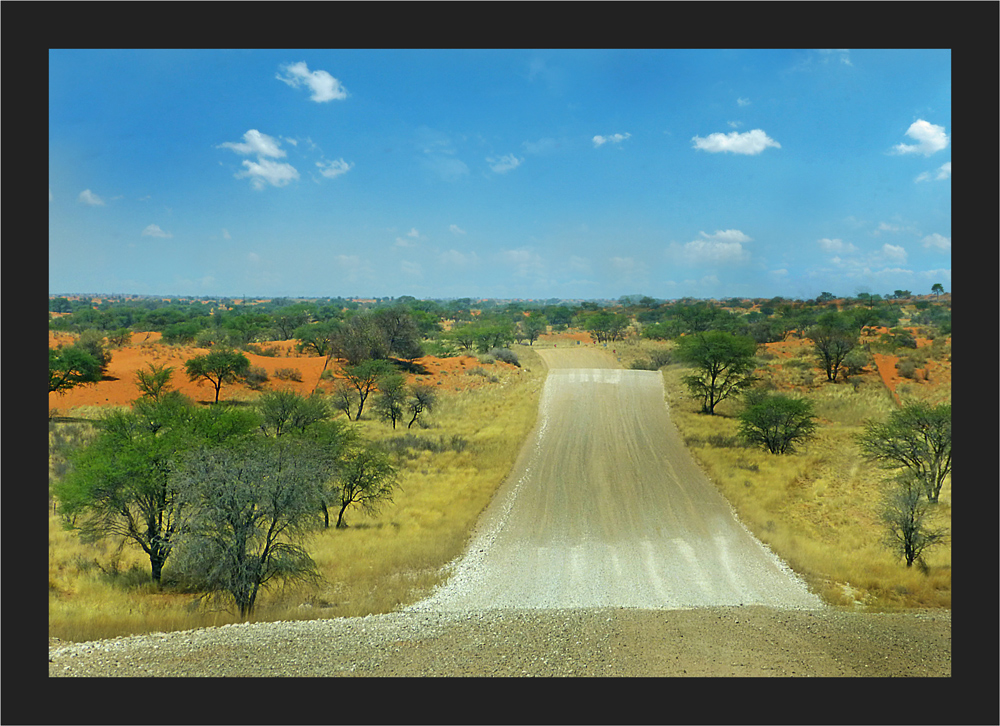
[49,606,950,677]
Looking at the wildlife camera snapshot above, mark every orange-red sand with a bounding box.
[49,331,512,415]
[760,328,950,403]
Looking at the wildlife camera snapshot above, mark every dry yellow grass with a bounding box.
[48,347,547,642]
[660,360,951,611]
[49,333,950,642]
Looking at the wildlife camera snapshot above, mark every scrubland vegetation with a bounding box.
[48,334,545,642]
[49,289,950,642]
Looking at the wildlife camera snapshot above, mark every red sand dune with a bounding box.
[49,331,512,415]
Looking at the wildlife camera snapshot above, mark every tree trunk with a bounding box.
[150,554,164,584]
[336,502,350,528]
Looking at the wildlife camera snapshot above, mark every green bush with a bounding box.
[738,391,818,454]
[245,366,270,389]
[490,347,520,367]
[274,368,303,382]
[896,358,918,379]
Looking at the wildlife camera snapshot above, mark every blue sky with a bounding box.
[49,48,951,301]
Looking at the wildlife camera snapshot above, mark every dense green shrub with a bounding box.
[490,348,520,367]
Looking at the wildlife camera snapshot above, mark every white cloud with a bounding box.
[670,229,753,266]
[276,61,347,102]
[394,229,423,248]
[449,224,466,235]
[569,255,591,274]
[222,229,231,239]
[892,119,949,156]
[236,158,300,190]
[691,128,780,155]
[700,229,752,244]
[502,248,545,277]
[49,188,54,202]
[219,129,286,158]
[593,132,631,147]
[916,161,951,182]
[818,238,857,254]
[316,158,353,178]
[737,97,751,106]
[921,233,951,251]
[817,49,852,66]
[880,243,907,264]
[487,153,523,173]
[141,224,172,238]
[78,189,105,206]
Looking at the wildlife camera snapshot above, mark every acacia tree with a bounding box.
[372,373,407,429]
[52,396,260,583]
[257,389,330,438]
[737,391,818,454]
[332,312,390,365]
[856,402,952,503]
[522,315,547,346]
[373,306,424,361]
[49,346,103,394]
[255,389,356,528]
[447,326,479,352]
[184,349,251,403]
[675,331,758,414]
[585,311,630,344]
[406,384,438,429]
[171,437,330,617]
[807,314,858,382]
[294,320,341,358]
[135,362,175,401]
[333,443,398,528]
[880,474,949,569]
[340,359,394,420]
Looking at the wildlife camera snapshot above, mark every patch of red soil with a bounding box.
[871,352,904,405]
[864,328,950,405]
[762,338,812,358]
[49,332,513,415]
[538,331,594,345]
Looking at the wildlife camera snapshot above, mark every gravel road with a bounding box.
[49,347,951,678]
[410,348,821,612]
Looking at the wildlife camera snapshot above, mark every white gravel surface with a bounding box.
[408,360,823,613]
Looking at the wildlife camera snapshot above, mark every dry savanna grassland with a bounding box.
[49,331,546,643]
[49,318,950,644]
[611,323,951,611]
